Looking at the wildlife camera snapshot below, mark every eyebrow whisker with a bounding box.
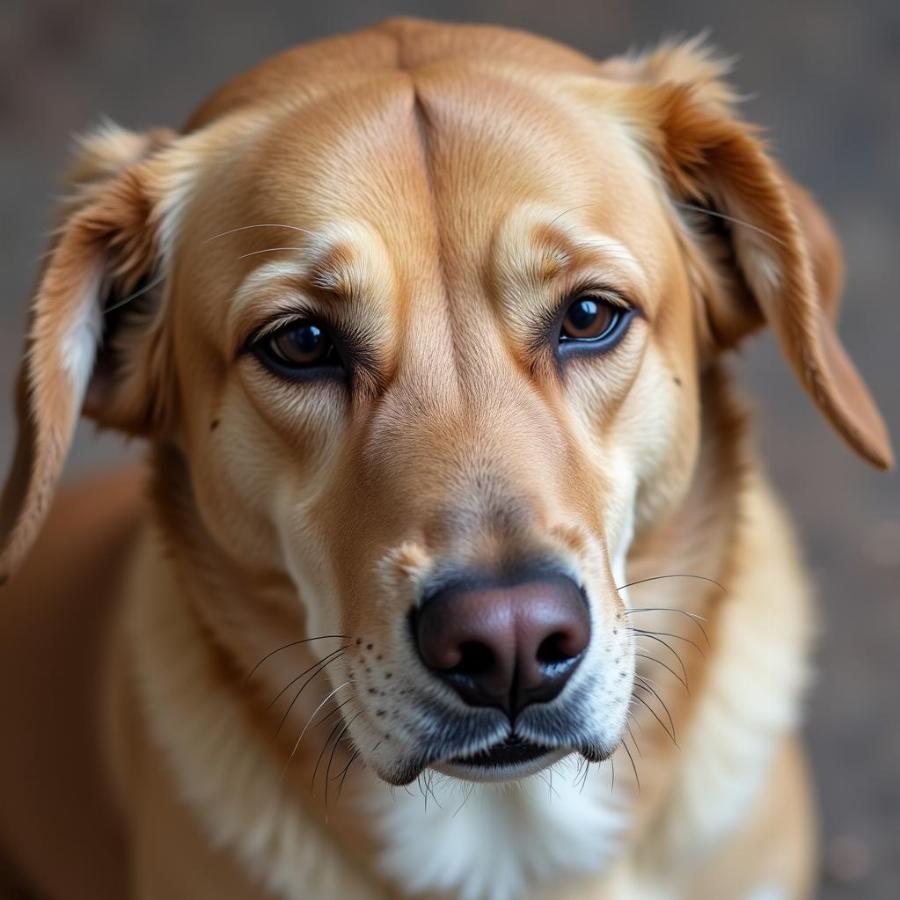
[545,204,594,230]
[204,223,316,243]
[236,246,307,260]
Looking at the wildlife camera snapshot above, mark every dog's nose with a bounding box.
[414,574,590,718]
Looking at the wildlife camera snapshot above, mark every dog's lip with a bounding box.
[448,735,551,767]
[382,736,608,785]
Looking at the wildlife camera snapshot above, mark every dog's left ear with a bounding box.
[604,40,893,470]
[0,123,177,582]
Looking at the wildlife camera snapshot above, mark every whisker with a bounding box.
[237,246,307,260]
[635,651,689,691]
[617,573,726,594]
[634,676,677,740]
[288,681,351,761]
[546,204,594,230]
[631,628,705,657]
[277,659,348,737]
[336,748,362,802]
[104,272,166,315]
[539,769,560,801]
[267,646,346,713]
[632,691,678,745]
[313,695,356,729]
[633,633,688,683]
[629,705,648,741]
[424,770,442,810]
[622,737,641,790]
[203,222,317,243]
[324,712,360,812]
[245,634,348,683]
[313,716,350,799]
[675,202,787,246]
[626,721,643,758]
[624,607,710,645]
[577,756,591,795]
[624,606,707,621]
[452,781,477,818]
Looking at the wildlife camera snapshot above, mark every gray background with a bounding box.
[1,1,897,896]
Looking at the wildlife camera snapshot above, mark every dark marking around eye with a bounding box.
[550,290,637,361]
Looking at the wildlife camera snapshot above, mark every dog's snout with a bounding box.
[414,574,590,717]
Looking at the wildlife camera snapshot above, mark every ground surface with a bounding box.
[1,1,898,896]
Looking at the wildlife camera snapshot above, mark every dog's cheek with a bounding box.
[185,385,346,572]
[189,422,285,566]
[622,352,701,533]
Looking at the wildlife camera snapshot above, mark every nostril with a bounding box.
[451,641,496,678]
[536,631,577,667]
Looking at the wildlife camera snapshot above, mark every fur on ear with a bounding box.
[608,39,892,470]
[0,123,176,582]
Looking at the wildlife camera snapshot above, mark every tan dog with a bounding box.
[0,17,892,900]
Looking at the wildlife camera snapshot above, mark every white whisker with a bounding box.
[237,246,307,260]
[203,222,316,243]
[290,680,352,762]
[676,201,786,246]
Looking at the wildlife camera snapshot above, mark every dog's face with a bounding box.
[171,71,702,783]
[0,22,891,787]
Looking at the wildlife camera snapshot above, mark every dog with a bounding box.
[0,17,891,900]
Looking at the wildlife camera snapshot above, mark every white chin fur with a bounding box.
[372,757,626,900]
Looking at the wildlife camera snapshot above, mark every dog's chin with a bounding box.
[433,740,571,783]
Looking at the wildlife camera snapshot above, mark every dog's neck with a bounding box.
[127,366,764,900]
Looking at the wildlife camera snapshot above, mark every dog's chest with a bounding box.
[370,762,629,900]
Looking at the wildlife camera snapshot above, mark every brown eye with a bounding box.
[558,294,633,353]
[561,296,614,339]
[254,319,342,378]
[270,321,330,365]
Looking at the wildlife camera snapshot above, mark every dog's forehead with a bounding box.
[241,69,664,242]
[181,67,676,343]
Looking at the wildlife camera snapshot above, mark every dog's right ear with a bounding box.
[0,123,177,582]
[599,39,891,470]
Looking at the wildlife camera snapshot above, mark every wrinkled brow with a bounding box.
[226,222,394,352]
[493,205,649,303]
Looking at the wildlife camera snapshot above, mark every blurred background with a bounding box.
[1,0,897,896]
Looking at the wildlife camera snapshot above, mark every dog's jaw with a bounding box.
[370,758,628,900]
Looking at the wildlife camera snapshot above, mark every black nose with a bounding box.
[414,574,590,718]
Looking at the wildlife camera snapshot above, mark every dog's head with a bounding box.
[1,20,891,785]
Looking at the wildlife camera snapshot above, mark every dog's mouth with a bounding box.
[427,735,567,782]
[384,732,609,785]
[450,735,550,768]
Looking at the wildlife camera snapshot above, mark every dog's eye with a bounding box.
[253,319,342,378]
[559,295,632,352]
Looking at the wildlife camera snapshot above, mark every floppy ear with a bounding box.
[608,40,892,470]
[0,123,176,582]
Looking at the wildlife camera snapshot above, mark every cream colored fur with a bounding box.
[0,17,890,900]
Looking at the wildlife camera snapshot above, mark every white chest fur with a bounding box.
[372,760,628,900]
